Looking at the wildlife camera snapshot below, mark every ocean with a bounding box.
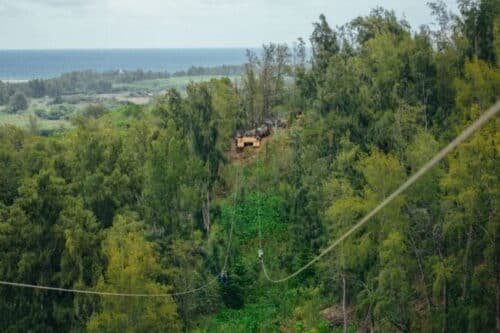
[0,48,251,80]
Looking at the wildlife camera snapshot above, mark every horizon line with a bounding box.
[0,46,267,52]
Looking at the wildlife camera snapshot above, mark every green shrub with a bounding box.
[8,91,29,113]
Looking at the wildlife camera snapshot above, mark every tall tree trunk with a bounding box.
[462,224,473,300]
[496,251,500,332]
[442,280,448,333]
[202,190,211,235]
[363,304,374,333]
[409,233,432,312]
[494,214,500,332]
[342,273,348,333]
[422,80,428,129]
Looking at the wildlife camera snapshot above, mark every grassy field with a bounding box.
[0,74,238,133]
[0,109,70,131]
[112,75,237,93]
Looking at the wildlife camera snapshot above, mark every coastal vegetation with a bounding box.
[0,66,244,133]
[0,1,499,332]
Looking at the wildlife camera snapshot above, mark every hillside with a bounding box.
[0,2,499,332]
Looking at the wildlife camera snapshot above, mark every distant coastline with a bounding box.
[1,79,29,83]
[0,48,254,80]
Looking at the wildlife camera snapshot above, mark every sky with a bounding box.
[0,0,458,49]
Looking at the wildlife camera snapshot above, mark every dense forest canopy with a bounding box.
[0,1,499,332]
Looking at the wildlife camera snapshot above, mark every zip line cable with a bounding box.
[259,100,500,283]
[222,166,241,271]
[257,157,263,252]
[1,99,498,293]
[0,279,219,298]
[0,167,242,297]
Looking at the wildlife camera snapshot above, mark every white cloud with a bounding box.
[0,0,459,49]
[1,0,99,8]
[0,0,103,18]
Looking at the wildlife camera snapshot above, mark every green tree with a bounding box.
[374,232,412,332]
[143,121,202,239]
[186,83,224,235]
[311,14,340,73]
[458,0,500,65]
[439,107,499,331]
[83,104,109,118]
[241,50,260,127]
[87,214,181,332]
[8,91,28,113]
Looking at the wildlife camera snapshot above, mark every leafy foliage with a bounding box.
[0,2,499,332]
